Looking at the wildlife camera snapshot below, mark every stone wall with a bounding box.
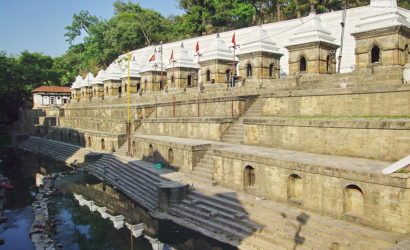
[262,86,410,117]
[140,117,234,141]
[244,118,410,161]
[132,135,209,172]
[212,147,410,234]
[59,117,138,134]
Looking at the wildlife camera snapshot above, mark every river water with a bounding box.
[0,149,235,250]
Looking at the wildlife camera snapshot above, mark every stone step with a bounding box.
[187,192,382,249]
[211,192,395,249]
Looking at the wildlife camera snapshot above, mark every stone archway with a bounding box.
[344,184,364,216]
[287,174,303,200]
[244,165,255,187]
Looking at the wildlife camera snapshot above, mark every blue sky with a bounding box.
[0,0,183,57]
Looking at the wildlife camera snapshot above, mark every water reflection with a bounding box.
[0,150,234,250]
[57,174,235,250]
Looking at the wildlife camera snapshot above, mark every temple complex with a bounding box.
[16,0,410,249]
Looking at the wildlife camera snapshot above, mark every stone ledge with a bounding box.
[243,117,410,130]
[133,135,212,150]
[262,84,410,98]
[143,117,236,124]
[50,126,126,137]
[212,145,409,188]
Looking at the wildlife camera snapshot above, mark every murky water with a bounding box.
[0,149,235,250]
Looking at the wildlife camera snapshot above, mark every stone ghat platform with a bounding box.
[17,136,407,250]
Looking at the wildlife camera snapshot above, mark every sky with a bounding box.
[0,0,184,57]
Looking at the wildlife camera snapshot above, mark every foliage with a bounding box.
[0,51,67,122]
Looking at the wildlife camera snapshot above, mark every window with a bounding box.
[225,69,231,82]
[244,165,255,187]
[371,46,380,63]
[206,70,211,82]
[149,144,153,157]
[187,75,192,86]
[246,64,252,77]
[269,64,274,77]
[137,83,141,91]
[171,75,175,84]
[326,55,331,73]
[168,148,174,164]
[101,139,105,150]
[51,96,55,104]
[88,136,92,147]
[300,56,307,72]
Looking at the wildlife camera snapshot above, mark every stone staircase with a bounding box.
[115,142,129,157]
[221,97,264,144]
[185,150,216,185]
[19,136,90,164]
[86,154,165,210]
[169,183,401,250]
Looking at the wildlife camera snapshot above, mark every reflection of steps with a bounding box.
[221,97,264,144]
[185,150,215,185]
[169,184,398,250]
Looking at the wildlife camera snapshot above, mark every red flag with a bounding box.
[149,53,155,62]
[231,33,236,46]
[169,50,174,61]
[195,42,200,54]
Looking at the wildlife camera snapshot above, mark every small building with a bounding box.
[103,62,124,97]
[352,8,410,68]
[80,72,94,99]
[140,49,167,91]
[32,86,71,108]
[70,76,83,101]
[237,26,283,80]
[285,9,339,75]
[199,34,237,84]
[165,43,198,88]
[120,55,141,94]
[92,69,106,98]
